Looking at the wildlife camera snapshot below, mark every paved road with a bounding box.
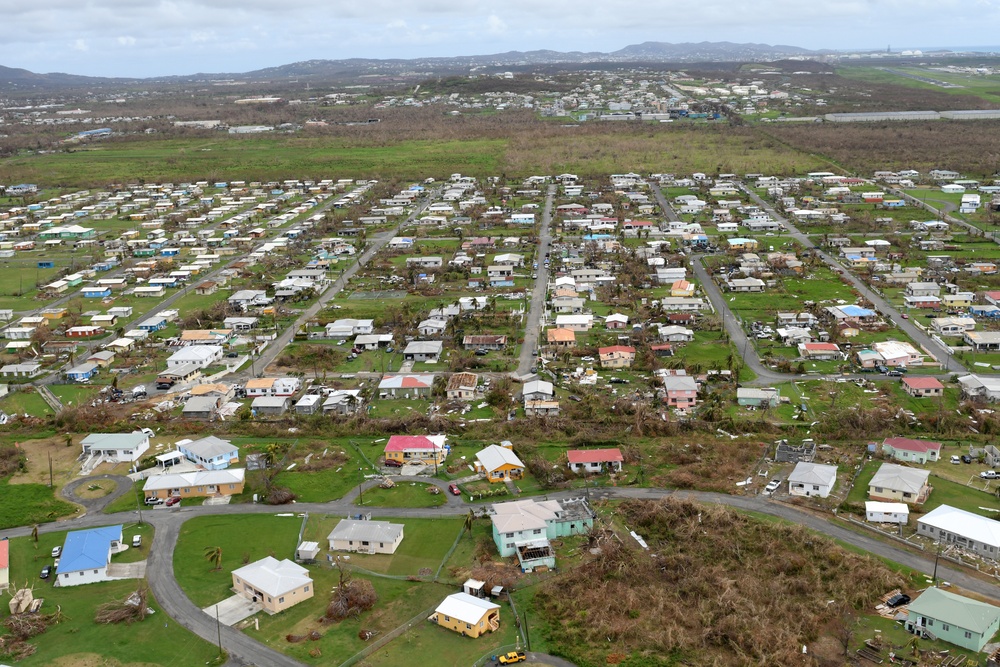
[515,185,555,377]
[245,188,439,379]
[738,183,968,374]
[9,480,1000,666]
[648,181,680,223]
[60,473,133,514]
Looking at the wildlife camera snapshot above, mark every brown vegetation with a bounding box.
[534,498,905,667]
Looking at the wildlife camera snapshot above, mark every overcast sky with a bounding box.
[3,0,998,78]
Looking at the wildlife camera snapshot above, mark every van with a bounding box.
[131,535,142,548]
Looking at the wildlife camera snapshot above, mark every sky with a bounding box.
[2,0,998,78]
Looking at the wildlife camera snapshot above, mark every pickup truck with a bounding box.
[498,652,526,665]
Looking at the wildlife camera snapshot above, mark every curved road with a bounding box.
[6,480,1000,667]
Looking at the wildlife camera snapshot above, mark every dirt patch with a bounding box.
[75,481,113,499]
[49,654,163,667]
[9,436,83,489]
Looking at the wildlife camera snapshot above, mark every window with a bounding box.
[279,597,285,603]
[466,623,472,629]
[506,543,514,549]
[965,631,973,639]
[942,624,950,631]
[533,529,542,535]
[444,616,450,622]
[304,586,309,592]
[927,619,933,627]
[874,486,883,493]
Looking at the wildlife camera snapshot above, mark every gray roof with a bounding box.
[404,340,443,354]
[788,462,837,487]
[870,463,929,494]
[182,396,220,413]
[81,432,147,450]
[328,519,403,544]
[908,587,1000,634]
[179,435,235,457]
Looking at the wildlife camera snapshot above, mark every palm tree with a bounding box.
[204,545,223,571]
[463,509,475,534]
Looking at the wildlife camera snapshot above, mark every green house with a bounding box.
[906,587,1000,652]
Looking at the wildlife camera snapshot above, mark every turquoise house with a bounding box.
[906,587,1000,652]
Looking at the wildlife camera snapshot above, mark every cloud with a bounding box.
[486,14,507,36]
[117,36,136,46]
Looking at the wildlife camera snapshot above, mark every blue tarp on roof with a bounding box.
[841,305,875,317]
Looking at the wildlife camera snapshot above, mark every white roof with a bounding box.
[865,501,909,514]
[475,445,524,472]
[143,468,245,491]
[919,504,1000,549]
[231,557,312,597]
[788,462,837,487]
[328,519,403,544]
[491,498,561,533]
[870,463,929,494]
[523,380,553,396]
[434,592,500,626]
[167,345,222,363]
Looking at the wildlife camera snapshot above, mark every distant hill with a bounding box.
[1,41,829,89]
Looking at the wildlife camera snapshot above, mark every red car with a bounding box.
[165,496,181,507]
[448,484,461,496]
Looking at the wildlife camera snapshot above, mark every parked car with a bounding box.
[226,351,239,358]
[51,546,62,558]
[962,454,973,464]
[144,497,164,506]
[448,484,460,496]
[886,593,911,608]
[764,479,781,495]
[499,652,527,665]
[39,566,51,580]
[384,459,404,468]
[474,349,489,356]
[131,535,142,548]
[981,470,999,480]
[165,496,181,507]
[950,455,962,464]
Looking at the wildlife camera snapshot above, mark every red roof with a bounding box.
[0,539,7,570]
[803,343,839,351]
[385,435,438,452]
[902,376,944,390]
[400,377,430,389]
[883,437,941,453]
[568,448,625,464]
[985,291,1000,301]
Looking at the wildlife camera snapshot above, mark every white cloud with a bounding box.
[486,14,507,36]
[117,36,136,46]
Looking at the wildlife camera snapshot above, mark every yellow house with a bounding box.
[40,307,68,321]
[142,469,245,501]
[384,435,447,465]
[433,592,500,638]
[474,444,524,483]
[230,557,313,614]
[670,279,694,297]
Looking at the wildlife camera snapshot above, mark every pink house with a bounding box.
[662,376,698,409]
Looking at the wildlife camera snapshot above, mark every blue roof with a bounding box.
[841,305,874,317]
[57,524,122,575]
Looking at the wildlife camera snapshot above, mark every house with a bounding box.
[491,497,593,571]
[657,325,693,343]
[66,326,104,338]
[462,335,507,351]
[251,395,290,416]
[522,380,554,402]
[605,313,629,330]
[446,373,478,401]
[327,519,404,555]
[325,318,374,339]
[378,374,434,398]
[295,394,322,415]
[797,342,842,360]
[881,437,941,464]
[322,390,363,415]
[54,525,123,587]
[554,314,593,331]
[905,587,1000,652]
[87,350,115,368]
[901,376,944,398]
[905,282,941,297]
[869,462,931,504]
[231,557,313,614]
[546,327,576,348]
[965,331,1000,352]
[177,436,239,470]
[81,432,150,463]
[872,340,922,366]
[475,445,524,483]
[598,345,636,369]
[0,362,42,378]
[417,318,448,337]
[403,340,443,362]
[180,329,233,346]
[919,504,1000,561]
[670,279,695,297]
[737,387,780,408]
[143,468,246,501]
[958,374,1000,401]
[182,395,222,420]
[229,289,271,310]
[383,435,447,465]
[524,400,560,417]
[726,277,766,292]
[662,375,698,409]
[567,448,624,474]
[245,377,301,397]
[432,592,500,638]
[787,462,837,498]
[865,501,909,524]
[166,345,223,370]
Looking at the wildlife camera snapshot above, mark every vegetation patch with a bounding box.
[534,497,905,667]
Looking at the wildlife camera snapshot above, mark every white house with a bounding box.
[917,505,1000,560]
[166,345,223,370]
[80,432,150,464]
[865,501,909,524]
[55,525,123,587]
[787,462,837,498]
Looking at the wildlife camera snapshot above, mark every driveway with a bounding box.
[204,594,263,626]
[61,474,134,514]
[107,560,147,579]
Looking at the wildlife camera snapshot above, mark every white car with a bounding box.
[51,546,62,558]
[764,479,782,494]
[981,470,1000,480]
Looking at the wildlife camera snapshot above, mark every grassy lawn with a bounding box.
[358,481,448,508]
[49,383,103,407]
[300,516,464,577]
[103,478,147,514]
[367,398,432,419]
[3,530,221,667]
[0,390,54,417]
[173,514,304,608]
[0,478,79,529]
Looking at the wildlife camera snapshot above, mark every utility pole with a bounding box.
[216,604,223,656]
[932,541,942,584]
[133,480,144,525]
[358,467,364,507]
[47,452,53,488]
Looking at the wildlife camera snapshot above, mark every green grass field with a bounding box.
[358,481,448,508]
[4,529,221,667]
[0,478,78,529]
[173,514,304,608]
[0,390,54,417]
